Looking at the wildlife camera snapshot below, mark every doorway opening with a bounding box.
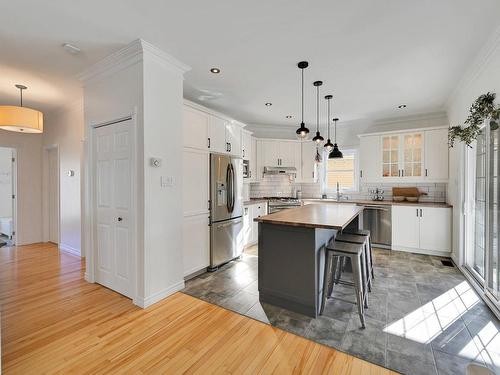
[43,145,60,245]
[0,147,16,247]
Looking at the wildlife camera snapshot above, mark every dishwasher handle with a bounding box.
[363,205,390,211]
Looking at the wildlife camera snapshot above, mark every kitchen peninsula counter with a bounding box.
[255,204,363,317]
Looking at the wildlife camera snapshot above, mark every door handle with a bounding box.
[416,209,418,217]
[208,138,211,149]
[420,209,423,217]
[425,169,428,177]
[118,217,123,222]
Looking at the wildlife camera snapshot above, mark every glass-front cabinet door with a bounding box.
[381,132,423,179]
[382,135,400,178]
[403,133,423,177]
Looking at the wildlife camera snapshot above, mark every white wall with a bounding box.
[0,147,13,218]
[446,26,500,264]
[81,39,189,308]
[0,130,43,245]
[43,100,84,255]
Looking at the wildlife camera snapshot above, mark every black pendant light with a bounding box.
[323,95,334,153]
[329,117,343,159]
[312,81,324,145]
[295,61,310,139]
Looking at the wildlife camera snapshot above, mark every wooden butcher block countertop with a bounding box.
[254,203,363,230]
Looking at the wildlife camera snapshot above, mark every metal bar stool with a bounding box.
[344,229,374,280]
[321,240,366,328]
[335,232,372,293]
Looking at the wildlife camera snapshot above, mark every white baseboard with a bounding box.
[134,280,185,308]
[59,243,81,257]
[391,246,451,257]
[84,272,95,283]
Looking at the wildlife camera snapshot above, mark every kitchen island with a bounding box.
[254,204,364,318]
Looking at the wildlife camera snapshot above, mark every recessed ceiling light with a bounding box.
[398,104,407,109]
[286,115,292,119]
[62,43,81,55]
[265,102,272,106]
[210,68,221,74]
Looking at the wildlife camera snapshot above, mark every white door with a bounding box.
[419,207,451,252]
[48,148,59,244]
[93,120,134,298]
[209,115,227,153]
[392,205,420,249]
[183,106,209,150]
[359,136,380,182]
[424,128,449,180]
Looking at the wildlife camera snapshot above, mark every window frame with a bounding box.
[321,148,359,194]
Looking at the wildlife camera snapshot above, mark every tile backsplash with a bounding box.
[248,175,447,203]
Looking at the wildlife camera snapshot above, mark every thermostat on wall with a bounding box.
[150,158,162,167]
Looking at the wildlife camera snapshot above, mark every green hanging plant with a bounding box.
[448,92,500,148]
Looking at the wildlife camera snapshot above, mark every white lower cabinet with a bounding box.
[242,202,267,247]
[182,214,210,277]
[392,205,451,254]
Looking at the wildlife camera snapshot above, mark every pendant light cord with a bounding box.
[316,85,319,132]
[334,119,337,143]
[20,88,23,107]
[327,98,331,139]
[301,68,304,123]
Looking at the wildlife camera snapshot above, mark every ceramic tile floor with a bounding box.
[182,246,500,375]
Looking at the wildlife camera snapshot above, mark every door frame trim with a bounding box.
[42,144,60,245]
[0,146,17,245]
[83,111,139,305]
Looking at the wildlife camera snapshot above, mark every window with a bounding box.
[323,149,358,192]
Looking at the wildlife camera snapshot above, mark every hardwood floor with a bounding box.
[0,243,397,374]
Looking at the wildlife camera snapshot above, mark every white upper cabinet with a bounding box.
[301,141,317,183]
[359,135,380,182]
[242,131,256,182]
[424,128,449,180]
[381,132,423,180]
[260,140,280,167]
[207,115,242,156]
[226,122,242,157]
[359,126,448,183]
[279,142,298,167]
[183,106,209,150]
[208,115,228,153]
[242,131,252,160]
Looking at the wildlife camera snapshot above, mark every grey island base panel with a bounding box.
[257,222,338,318]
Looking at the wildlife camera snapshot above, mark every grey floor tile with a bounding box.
[341,316,387,367]
[322,299,355,323]
[218,290,259,314]
[304,315,347,348]
[242,279,259,295]
[386,348,437,375]
[431,319,483,362]
[433,350,485,375]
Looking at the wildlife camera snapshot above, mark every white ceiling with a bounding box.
[1,0,499,128]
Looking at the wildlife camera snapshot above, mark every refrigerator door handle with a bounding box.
[226,163,232,213]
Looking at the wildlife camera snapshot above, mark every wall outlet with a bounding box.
[150,158,162,167]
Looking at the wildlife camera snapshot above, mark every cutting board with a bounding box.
[392,187,424,197]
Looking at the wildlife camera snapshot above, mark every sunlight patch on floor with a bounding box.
[384,281,480,345]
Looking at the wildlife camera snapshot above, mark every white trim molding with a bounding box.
[59,243,81,257]
[78,39,191,84]
[134,281,185,309]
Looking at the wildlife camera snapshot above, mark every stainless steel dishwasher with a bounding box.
[360,204,392,248]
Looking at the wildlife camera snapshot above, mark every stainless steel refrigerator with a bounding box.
[209,154,243,270]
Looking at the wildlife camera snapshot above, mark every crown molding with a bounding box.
[446,24,500,107]
[372,111,448,126]
[77,39,190,84]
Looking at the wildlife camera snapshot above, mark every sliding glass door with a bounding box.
[465,121,500,309]
[486,122,499,303]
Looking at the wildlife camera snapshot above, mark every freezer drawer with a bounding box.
[210,217,243,269]
[362,205,392,247]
